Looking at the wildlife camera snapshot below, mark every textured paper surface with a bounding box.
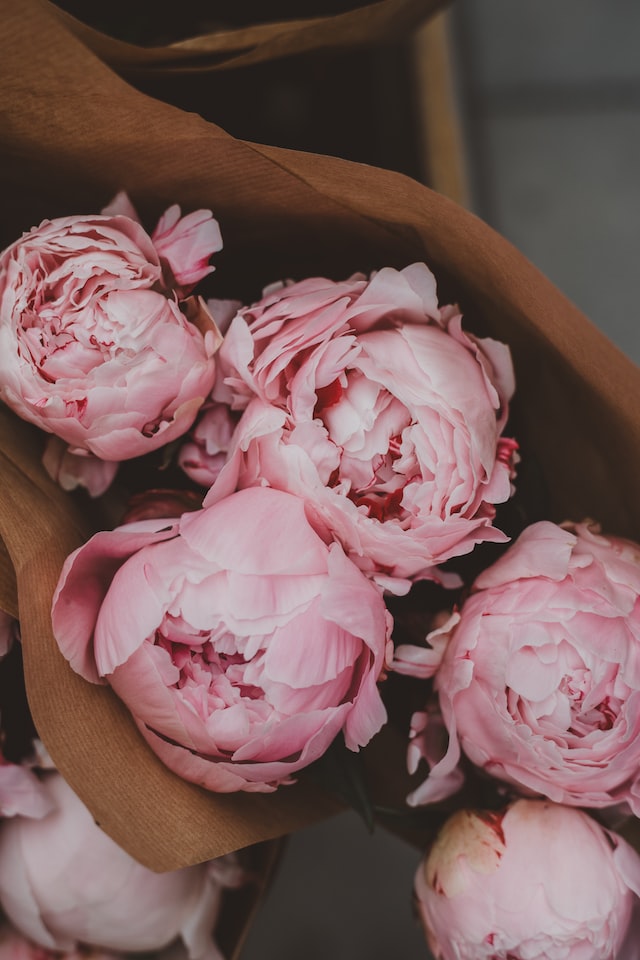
[1,0,640,874]
[51,0,450,73]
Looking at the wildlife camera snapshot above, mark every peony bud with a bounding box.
[415,799,640,960]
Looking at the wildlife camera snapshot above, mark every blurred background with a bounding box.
[55,0,640,362]
[46,0,640,955]
[457,0,640,367]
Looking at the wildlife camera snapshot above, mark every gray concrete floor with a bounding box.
[240,3,640,956]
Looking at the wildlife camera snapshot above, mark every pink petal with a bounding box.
[42,437,118,498]
[151,206,222,293]
[51,520,179,683]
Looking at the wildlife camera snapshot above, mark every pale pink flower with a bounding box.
[396,521,640,810]
[0,923,119,960]
[0,772,242,959]
[208,264,517,593]
[0,196,221,475]
[52,487,391,792]
[415,800,640,960]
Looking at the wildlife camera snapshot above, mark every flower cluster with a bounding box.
[0,195,520,794]
[392,518,640,955]
[2,193,640,959]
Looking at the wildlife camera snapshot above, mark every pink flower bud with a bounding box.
[415,800,640,960]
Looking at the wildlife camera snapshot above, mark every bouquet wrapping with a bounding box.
[2,0,640,901]
[51,0,449,74]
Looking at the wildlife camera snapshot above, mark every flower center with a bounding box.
[314,373,415,522]
[155,627,267,718]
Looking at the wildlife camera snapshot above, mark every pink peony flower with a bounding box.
[52,487,391,792]
[395,521,640,810]
[0,923,119,960]
[0,772,242,959]
[0,196,221,479]
[208,264,517,593]
[415,799,640,960]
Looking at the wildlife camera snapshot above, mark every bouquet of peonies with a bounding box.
[3,0,640,958]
